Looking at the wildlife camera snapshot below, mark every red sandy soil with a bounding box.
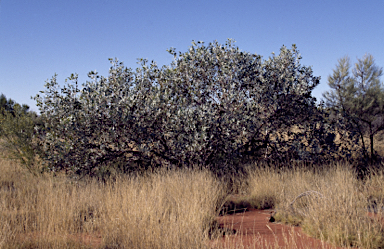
[15,210,383,248]
[210,208,348,249]
[368,211,384,225]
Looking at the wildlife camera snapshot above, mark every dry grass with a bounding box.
[99,169,226,248]
[2,151,384,249]
[243,163,384,248]
[0,156,226,249]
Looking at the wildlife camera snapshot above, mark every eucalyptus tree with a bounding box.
[323,54,384,164]
[35,40,322,177]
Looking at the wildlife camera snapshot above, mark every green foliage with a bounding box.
[0,93,30,116]
[0,94,42,175]
[35,40,324,177]
[323,54,384,166]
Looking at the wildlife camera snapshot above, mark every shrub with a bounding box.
[34,40,322,177]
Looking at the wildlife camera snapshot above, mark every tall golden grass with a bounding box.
[2,152,384,249]
[0,156,226,249]
[245,164,384,248]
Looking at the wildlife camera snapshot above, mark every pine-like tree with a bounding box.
[323,54,384,164]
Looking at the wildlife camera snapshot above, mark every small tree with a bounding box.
[323,54,384,164]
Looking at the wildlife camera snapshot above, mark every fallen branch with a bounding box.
[289,191,325,216]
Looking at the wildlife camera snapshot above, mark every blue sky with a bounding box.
[1,0,383,112]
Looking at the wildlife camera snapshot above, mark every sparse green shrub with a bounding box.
[0,94,42,175]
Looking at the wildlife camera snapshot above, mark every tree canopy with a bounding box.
[34,40,326,178]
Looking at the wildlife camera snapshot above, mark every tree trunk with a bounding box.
[359,130,368,159]
[370,123,374,165]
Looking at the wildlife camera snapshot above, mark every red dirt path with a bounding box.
[211,208,347,249]
[18,209,378,248]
